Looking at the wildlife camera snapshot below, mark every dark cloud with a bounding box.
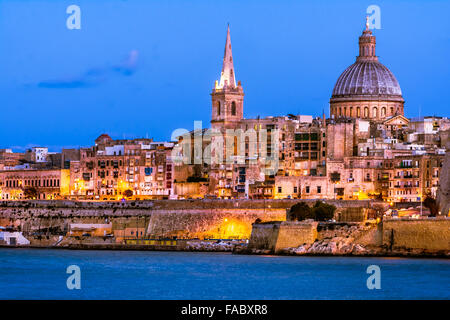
[37,50,139,89]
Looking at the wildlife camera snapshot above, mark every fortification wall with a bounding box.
[274,221,318,252]
[0,199,385,242]
[248,221,318,253]
[382,218,450,251]
[0,200,288,240]
[248,222,281,251]
[437,152,450,216]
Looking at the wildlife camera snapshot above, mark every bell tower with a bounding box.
[211,25,244,130]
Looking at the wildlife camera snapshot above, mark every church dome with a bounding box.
[331,60,403,100]
[329,18,405,120]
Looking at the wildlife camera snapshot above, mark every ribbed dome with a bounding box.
[331,61,403,99]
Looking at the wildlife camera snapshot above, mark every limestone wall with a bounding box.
[248,221,318,253]
[274,221,318,252]
[437,152,450,216]
[382,218,450,251]
[0,200,287,240]
[0,199,385,242]
[248,222,281,251]
[335,207,368,222]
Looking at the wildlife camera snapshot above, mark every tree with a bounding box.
[123,189,133,198]
[23,187,38,200]
[288,201,337,222]
[312,201,336,221]
[423,196,438,217]
[288,202,313,221]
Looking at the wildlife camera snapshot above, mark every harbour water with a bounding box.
[0,248,448,300]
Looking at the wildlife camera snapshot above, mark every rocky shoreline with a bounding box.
[1,242,449,258]
[233,243,450,258]
[2,222,449,258]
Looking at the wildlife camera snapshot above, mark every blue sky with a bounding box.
[0,0,449,151]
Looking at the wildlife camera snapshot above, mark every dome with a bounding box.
[329,20,405,120]
[331,61,403,101]
[95,134,112,145]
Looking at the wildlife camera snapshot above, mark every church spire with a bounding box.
[211,25,244,128]
[218,24,236,88]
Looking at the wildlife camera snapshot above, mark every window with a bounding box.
[217,101,221,116]
[317,186,321,194]
[305,186,310,193]
[231,101,236,116]
[293,186,298,193]
[277,186,282,193]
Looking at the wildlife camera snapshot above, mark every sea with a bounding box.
[0,248,448,300]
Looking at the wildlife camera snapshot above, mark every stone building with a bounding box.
[69,135,174,200]
[0,169,70,200]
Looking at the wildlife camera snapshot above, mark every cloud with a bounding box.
[37,50,139,89]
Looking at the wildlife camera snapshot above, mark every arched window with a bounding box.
[231,101,236,116]
[343,107,347,117]
[381,107,386,117]
[217,101,221,116]
[373,107,378,118]
[350,107,353,117]
[357,107,361,117]
[364,107,369,118]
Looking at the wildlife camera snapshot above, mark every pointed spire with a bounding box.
[218,24,236,88]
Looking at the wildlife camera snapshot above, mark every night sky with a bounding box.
[1,0,449,151]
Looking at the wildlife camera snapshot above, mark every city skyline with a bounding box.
[1,0,449,152]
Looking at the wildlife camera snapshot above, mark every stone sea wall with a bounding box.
[437,152,450,216]
[0,199,384,241]
[0,200,291,241]
[245,218,449,257]
[382,218,450,252]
